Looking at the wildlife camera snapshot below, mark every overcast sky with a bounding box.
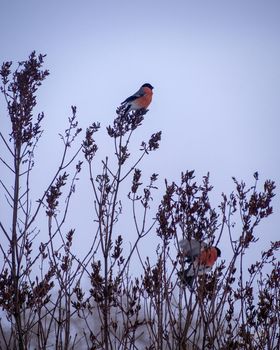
[0,0,279,270]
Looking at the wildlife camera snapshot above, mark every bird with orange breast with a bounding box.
[178,238,221,290]
[121,83,154,114]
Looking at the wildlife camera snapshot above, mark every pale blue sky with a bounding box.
[0,0,279,267]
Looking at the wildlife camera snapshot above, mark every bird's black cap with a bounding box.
[142,83,154,89]
[215,247,221,257]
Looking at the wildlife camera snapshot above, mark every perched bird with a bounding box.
[121,83,154,114]
[178,238,221,290]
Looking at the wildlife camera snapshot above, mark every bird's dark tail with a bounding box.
[185,275,195,289]
[123,104,130,115]
[178,269,195,290]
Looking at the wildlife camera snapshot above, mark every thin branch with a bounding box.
[120,150,146,182]
[0,156,15,173]
[0,132,14,157]
[60,144,82,170]
[0,179,13,202]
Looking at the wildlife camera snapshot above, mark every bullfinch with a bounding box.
[121,83,154,114]
[178,238,221,290]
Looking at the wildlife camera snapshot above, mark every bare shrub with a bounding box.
[0,53,278,350]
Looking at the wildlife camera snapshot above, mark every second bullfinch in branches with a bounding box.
[121,83,154,114]
[178,238,221,290]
